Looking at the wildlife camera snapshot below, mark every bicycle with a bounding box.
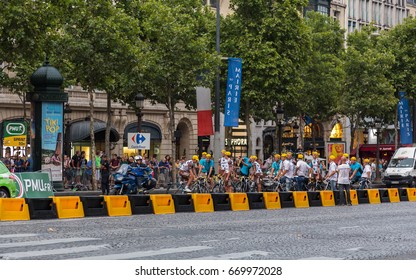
[212,175,226,193]
[191,176,210,193]
[359,178,372,189]
[233,175,252,192]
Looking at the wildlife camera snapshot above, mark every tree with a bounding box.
[221,0,311,153]
[120,0,218,181]
[53,0,143,190]
[340,26,396,152]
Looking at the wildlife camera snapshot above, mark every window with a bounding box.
[330,123,343,139]
[317,5,329,15]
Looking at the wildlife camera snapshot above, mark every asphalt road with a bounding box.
[1,201,416,260]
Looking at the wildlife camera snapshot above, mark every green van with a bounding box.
[0,161,18,198]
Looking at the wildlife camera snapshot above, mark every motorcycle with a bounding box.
[111,164,156,195]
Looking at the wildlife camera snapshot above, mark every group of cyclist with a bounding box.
[177,150,374,193]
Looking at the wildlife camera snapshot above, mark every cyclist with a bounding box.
[325,155,338,190]
[251,155,263,192]
[295,154,310,191]
[239,155,253,177]
[277,153,295,191]
[359,158,372,189]
[218,150,232,192]
[349,156,362,187]
[271,154,281,179]
[179,155,199,192]
[199,153,214,190]
[309,151,321,182]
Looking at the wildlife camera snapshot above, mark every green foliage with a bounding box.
[341,26,396,124]
[298,11,345,121]
[222,0,311,121]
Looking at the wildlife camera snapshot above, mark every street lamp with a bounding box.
[63,103,72,157]
[135,92,145,133]
[374,118,382,183]
[273,102,284,154]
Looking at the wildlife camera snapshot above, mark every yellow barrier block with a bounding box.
[52,196,85,219]
[191,194,214,213]
[367,189,381,204]
[0,198,30,221]
[387,188,400,203]
[103,195,132,216]
[263,192,281,210]
[150,194,175,215]
[293,191,309,208]
[349,190,358,205]
[320,191,335,207]
[228,193,250,211]
[407,188,416,202]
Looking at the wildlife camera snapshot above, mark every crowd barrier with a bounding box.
[1,188,416,221]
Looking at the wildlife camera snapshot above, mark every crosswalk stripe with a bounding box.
[298,256,344,260]
[191,250,269,260]
[75,246,211,260]
[0,234,38,239]
[0,237,100,249]
[0,244,110,259]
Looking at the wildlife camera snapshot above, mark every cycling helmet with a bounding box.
[225,151,231,156]
[329,155,336,160]
[297,154,303,159]
[192,155,199,161]
[206,154,212,158]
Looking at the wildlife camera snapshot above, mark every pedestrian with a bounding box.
[337,156,352,206]
[110,153,120,187]
[295,154,311,191]
[100,155,110,195]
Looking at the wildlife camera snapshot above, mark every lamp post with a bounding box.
[273,102,284,154]
[374,118,382,183]
[63,103,72,157]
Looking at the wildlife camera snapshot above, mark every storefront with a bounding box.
[123,121,162,159]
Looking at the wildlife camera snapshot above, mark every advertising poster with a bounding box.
[41,102,63,182]
[3,120,27,147]
[327,142,345,163]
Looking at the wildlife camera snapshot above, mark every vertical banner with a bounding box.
[196,87,214,136]
[41,102,63,182]
[224,58,242,127]
[398,91,412,145]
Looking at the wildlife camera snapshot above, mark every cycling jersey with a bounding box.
[240,157,252,176]
[311,159,320,174]
[219,157,229,172]
[180,160,194,172]
[282,159,294,178]
[296,160,310,177]
[328,161,338,181]
[253,161,262,174]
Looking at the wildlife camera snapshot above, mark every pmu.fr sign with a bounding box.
[128,133,151,150]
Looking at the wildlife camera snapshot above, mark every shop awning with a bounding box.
[351,144,396,155]
[69,120,120,142]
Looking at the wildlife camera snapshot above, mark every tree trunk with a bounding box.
[89,90,97,191]
[105,91,111,157]
[349,115,356,155]
[168,93,177,184]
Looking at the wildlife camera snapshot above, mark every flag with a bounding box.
[303,115,313,125]
[224,58,242,127]
[398,91,412,144]
[196,87,214,136]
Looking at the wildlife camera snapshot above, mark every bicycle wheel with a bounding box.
[233,181,242,192]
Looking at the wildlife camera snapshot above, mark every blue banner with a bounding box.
[398,92,413,144]
[224,58,242,127]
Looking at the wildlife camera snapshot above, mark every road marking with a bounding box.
[0,234,38,239]
[192,250,269,260]
[345,247,363,251]
[338,226,360,230]
[201,240,219,243]
[299,256,344,260]
[226,238,240,241]
[75,246,211,260]
[0,244,110,259]
[0,237,100,249]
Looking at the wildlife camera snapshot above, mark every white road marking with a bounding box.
[201,240,219,243]
[345,247,363,251]
[338,226,360,230]
[0,234,38,238]
[299,256,344,260]
[0,237,100,249]
[75,246,212,260]
[0,244,110,259]
[192,250,269,260]
[226,238,240,241]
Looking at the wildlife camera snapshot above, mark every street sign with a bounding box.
[128,133,151,150]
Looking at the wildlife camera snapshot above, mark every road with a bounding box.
[1,202,416,260]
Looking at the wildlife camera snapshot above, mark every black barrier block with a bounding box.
[128,195,153,215]
[25,198,58,219]
[333,190,341,205]
[357,189,370,204]
[80,196,108,217]
[307,191,322,207]
[399,188,409,201]
[279,192,295,208]
[247,192,265,209]
[379,189,390,203]
[211,193,231,211]
[172,194,194,213]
